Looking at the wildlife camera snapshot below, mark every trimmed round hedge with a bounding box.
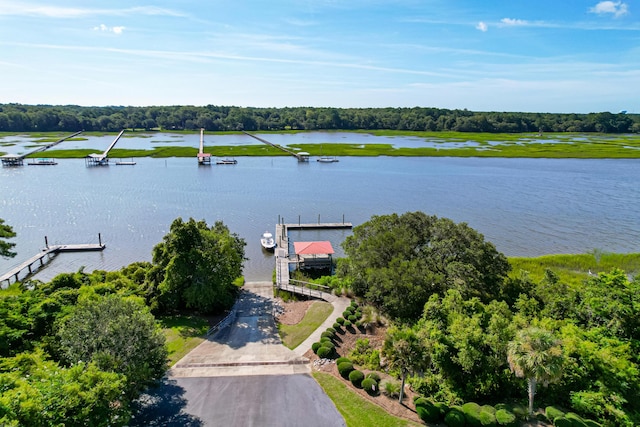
[495,409,517,427]
[343,320,352,327]
[479,409,497,427]
[326,327,336,334]
[348,369,365,388]
[463,402,483,427]
[415,399,440,423]
[317,346,334,359]
[337,361,354,378]
[320,331,334,340]
[361,377,378,395]
[445,406,467,427]
[336,317,345,325]
[311,342,322,353]
[332,322,342,330]
[545,406,565,422]
[366,372,381,383]
[336,357,351,365]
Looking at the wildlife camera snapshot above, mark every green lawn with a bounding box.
[158,315,209,366]
[313,372,422,427]
[278,301,333,349]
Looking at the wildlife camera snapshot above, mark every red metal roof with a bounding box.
[293,241,334,255]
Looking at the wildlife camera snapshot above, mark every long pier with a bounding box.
[242,131,309,162]
[274,220,352,298]
[1,131,83,167]
[85,130,125,166]
[0,236,106,287]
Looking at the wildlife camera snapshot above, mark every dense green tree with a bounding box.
[151,217,246,313]
[507,327,563,415]
[56,295,167,396]
[0,351,129,426]
[0,219,16,259]
[340,212,510,321]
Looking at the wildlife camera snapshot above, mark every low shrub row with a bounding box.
[544,406,602,427]
[413,398,523,427]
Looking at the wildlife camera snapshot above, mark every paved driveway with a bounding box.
[132,282,346,427]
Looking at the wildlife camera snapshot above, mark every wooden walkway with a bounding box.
[273,221,352,300]
[0,242,105,286]
[1,131,83,167]
[242,131,309,162]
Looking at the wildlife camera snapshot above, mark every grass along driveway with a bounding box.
[278,301,333,349]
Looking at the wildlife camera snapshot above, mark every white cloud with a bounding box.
[93,24,125,35]
[476,21,488,32]
[0,2,185,18]
[501,18,528,26]
[589,1,629,17]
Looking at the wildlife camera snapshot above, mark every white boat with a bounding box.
[216,158,237,165]
[317,156,339,163]
[260,231,276,251]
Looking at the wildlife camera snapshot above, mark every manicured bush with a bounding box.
[336,357,351,365]
[495,409,517,427]
[478,410,497,427]
[546,406,565,422]
[445,406,467,427]
[343,320,352,327]
[342,309,353,318]
[312,342,322,353]
[481,405,496,415]
[565,413,588,427]
[349,369,365,388]
[414,397,429,407]
[554,417,573,427]
[416,399,441,423]
[463,402,483,427]
[434,402,449,420]
[336,317,345,325]
[320,331,334,340]
[361,377,378,395]
[332,322,342,330]
[366,372,381,382]
[317,346,334,359]
[350,301,358,309]
[348,314,358,323]
[337,361,354,378]
[321,341,335,351]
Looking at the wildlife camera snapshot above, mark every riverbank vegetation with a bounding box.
[333,212,640,426]
[0,103,638,133]
[0,217,245,426]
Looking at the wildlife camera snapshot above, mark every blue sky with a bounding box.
[0,1,638,113]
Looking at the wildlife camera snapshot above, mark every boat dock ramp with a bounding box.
[242,131,309,162]
[1,131,83,167]
[0,235,105,287]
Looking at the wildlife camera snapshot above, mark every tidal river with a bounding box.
[1,155,639,282]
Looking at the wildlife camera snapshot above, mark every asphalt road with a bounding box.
[130,282,346,426]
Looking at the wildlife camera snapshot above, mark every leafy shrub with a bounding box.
[311,342,322,353]
[495,409,517,427]
[332,322,341,330]
[326,327,336,334]
[321,341,335,351]
[565,413,588,427]
[366,372,381,382]
[350,301,359,309]
[337,361,354,378]
[445,406,467,427]
[434,402,449,420]
[348,315,358,323]
[349,369,365,388]
[336,317,345,325]
[317,346,333,359]
[343,320,352,327]
[583,420,602,427]
[361,377,378,395]
[342,309,353,318]
[546,406,565,422]
[335,357,351,365]
[320,331,334,340]
[381,380,400,398]
[320,336,332,344]
[481,405,496,414]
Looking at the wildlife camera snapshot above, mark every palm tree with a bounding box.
[383,326,427,403]
[507,327,563,416]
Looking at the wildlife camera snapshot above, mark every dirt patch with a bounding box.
[275,299,316,325]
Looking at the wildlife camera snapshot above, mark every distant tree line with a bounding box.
[0,103,638,133]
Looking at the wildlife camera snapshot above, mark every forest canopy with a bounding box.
[0,103,638,133]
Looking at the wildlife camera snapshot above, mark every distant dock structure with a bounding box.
[197,128,212,165]
[242,131,309,162]
[85,130,125,166]
[0,234,106,287]
[1,131,83,167]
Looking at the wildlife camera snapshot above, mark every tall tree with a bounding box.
[151,217,246,313]
[0,218,16,259]
[56,295,167,397]
[507,327,563,415]
[383,326,428,403]
[340,212,510,321]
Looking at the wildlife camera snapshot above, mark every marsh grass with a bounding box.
[158,314,209,366]
[313,372,422,427]
[278,301,333,349]
[508,252,640,287]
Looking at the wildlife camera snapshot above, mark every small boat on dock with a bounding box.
[260,231,276,251]
[27,158,58,165]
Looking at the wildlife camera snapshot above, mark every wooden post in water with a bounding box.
[98,233,102,246]
[318,214,320,224]
[44,236,49,250]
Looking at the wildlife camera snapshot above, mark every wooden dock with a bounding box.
[274,221,352,298]
[242,131,309,162]
[0,238,105,287]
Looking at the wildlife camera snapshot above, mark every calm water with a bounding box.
[1,153,639,282]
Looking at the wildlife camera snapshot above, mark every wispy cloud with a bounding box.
[476,21,488,32]
[501,18,528,27]
[589,1,629,17]
[93,24,125,35]
[0,2,185,18]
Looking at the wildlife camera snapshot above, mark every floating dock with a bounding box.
[86,130,125,166]
[0,235,105,287]
[1,131,83,167]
